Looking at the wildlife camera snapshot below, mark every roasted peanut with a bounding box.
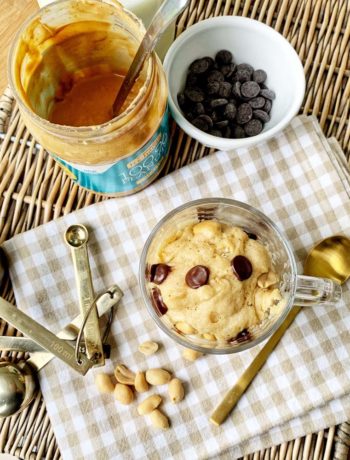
[94,373,114,394]
[182,348,203,361]
[114,383,134,405]
[257,271,279,289]
[202,333,216,341]
[145,368,172,385]
[114,364,135,385]
[135,371,149,393]
[175,321,197,334]
[137,394,162,415]
[168,378,185,403]
[149,409,170,430]
[138,341,159,356]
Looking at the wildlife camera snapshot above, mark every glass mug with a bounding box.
[139,198,342,354]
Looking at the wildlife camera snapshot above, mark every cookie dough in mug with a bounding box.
[147,220,285,343]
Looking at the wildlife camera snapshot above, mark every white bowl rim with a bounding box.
[163,16,306,150]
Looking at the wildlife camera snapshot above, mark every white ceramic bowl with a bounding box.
[163,16,305,150]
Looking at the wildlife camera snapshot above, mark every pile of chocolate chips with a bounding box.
[177,50,275,139]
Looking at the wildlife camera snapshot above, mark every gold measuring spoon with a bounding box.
[210,235,348,426]
[65,224,104,366]
[0,286,123,418]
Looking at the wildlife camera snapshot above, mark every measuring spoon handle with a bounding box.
[0,297,91,375]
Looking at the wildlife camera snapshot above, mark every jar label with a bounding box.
[52,108,169,195]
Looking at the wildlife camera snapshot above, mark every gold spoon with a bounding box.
[303,235,350,284]
[210,235,349,426]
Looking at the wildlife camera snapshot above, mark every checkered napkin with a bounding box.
[2,116,350,460]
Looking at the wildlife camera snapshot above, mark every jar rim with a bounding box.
[8,0,154,137]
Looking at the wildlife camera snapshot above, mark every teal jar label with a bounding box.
[52,108,169,195]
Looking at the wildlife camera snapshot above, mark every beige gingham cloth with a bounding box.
[2,116,350,460]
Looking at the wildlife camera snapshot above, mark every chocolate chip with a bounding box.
[236,103,253,124]
[227,328,252,344]
[186,73,198,87]
[202,114,214,125]
[209,129,222,137]
[194,102,205,115]
[223,126,232,138]
[210,98,228,108]
[240,81,260,99]
[236,63,254,75]
[179,52,274,140]
[235,69,251,83]
[263,99,272,113]
[149,264,171,284]
[224,103,237,120]
[244,118,263,136]
[215,120,229,128]
[231,255,253,281]
[151,288,168,315]
[215,50,233,65]
[246,232,257,240]
[192,115,211,131]
[248,96,266,109]
[204,57,215,69]
[232,124,246,138]
[253,69,267,84]
[260,89,276,100]
[218,82,232,98]
[192,117,207,131]
[177,93,187,110]
[253,109,271,123]
[185,88,204,102]
[232,81,242,98]
[207,70,225,83]
[220,63,236,78]
[185,265,210,289]
[236,329,251,342]
[210,111,219,123]
[189,58,210,74]
[207,81,220,95]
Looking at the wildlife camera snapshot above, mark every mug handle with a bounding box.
[294,275,342,306]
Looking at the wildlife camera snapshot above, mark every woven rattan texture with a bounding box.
[0,0,349,458]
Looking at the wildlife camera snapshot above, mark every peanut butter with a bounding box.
[49,73,125,127]
[9,0,169,195]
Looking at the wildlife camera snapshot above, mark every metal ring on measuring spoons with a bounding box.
[74,290,116,366]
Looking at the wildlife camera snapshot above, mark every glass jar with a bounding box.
[8,0,169,196]
[139,198,342,354]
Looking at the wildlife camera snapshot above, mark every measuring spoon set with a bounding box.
[0,225,123,417]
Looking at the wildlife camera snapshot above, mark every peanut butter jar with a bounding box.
[8,0,169,196]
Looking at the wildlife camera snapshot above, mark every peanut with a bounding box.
[114,383,134,405]
[202,333,216,341]
[114,364,135,385]
[182,348,203,361]
[135,371,149,393]
[175,321,197,334]
[137,394,162,415]
[257,271,279,289]
[94,373,114,394]
[168,378,185,403]
[149,409,170,430]
[138,341,159,356]
[145,368,172,385]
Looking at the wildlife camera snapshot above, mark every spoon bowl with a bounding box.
[304,235,350,284]
[64,224,89,248]
[0,361,37,418]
